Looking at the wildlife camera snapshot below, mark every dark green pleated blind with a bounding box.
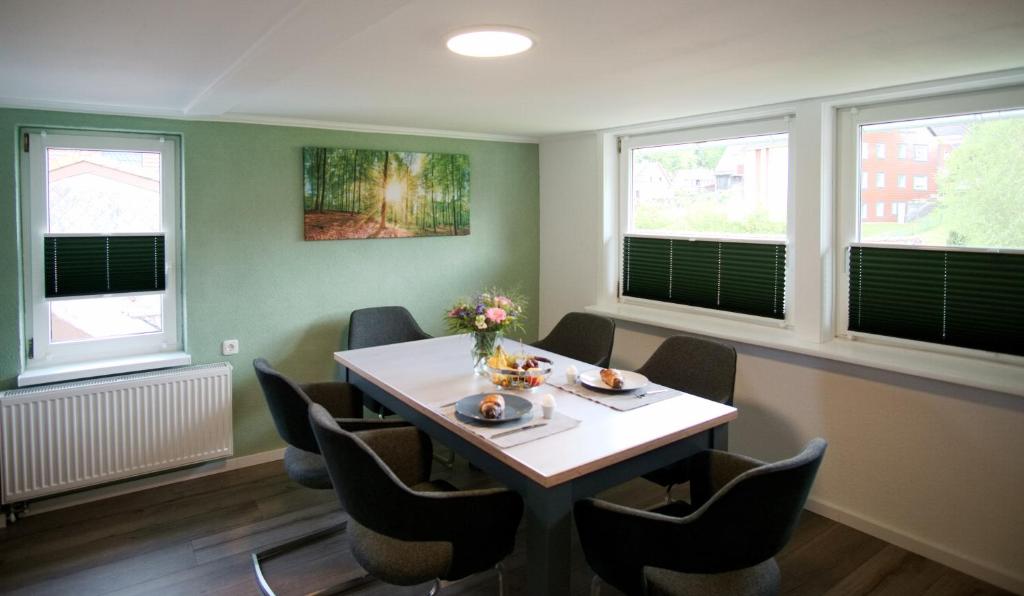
[44,235,165,299]
[622,236,787,319]
[848,246,1024,356]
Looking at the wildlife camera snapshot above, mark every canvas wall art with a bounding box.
[303,147,470,240]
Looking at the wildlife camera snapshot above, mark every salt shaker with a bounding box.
[564,365,578,384]
[541,393,556,419]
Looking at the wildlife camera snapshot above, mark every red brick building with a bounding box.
[859,128,956,223]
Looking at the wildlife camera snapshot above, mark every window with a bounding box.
[861,142,868,159]
[620,119,790,320]
[876,143,886,159]
[897,143,908,159]
[897,174,907,188]
[876,172,885,188]
[839,98,1024,357]
[861,172,868,189]
[20,130,183,373]
[875,202,885,217]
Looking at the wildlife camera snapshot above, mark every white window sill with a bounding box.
[18,352,193,387]
[586,303,1024,397]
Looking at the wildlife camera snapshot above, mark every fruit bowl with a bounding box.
[486,355,553,390]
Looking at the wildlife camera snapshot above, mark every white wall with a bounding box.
[538,134,604,333]
[538,80,1024,592]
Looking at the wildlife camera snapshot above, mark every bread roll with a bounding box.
[480,394,505,419]
[600,368,624,389]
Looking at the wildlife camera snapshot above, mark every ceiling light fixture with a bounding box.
[445,26,535,58]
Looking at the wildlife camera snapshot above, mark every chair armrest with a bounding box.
[301,381,363,419]
[689,449,763,507]
[354,426,433,488]
[404,487,524,580]
[575,498,703,595]
[335,418,411,432]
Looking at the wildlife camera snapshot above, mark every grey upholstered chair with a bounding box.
[252,358,408,596]
[636,335,737,498]
[575,438,827,596]
[309,403,524,595]
[532,312,616,367]
[347,306,432,417]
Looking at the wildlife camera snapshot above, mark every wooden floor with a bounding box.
[0,455,1009,596]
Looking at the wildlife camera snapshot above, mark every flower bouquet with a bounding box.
[445,289,526,374]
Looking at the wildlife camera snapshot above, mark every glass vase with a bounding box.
[471,331,501,375]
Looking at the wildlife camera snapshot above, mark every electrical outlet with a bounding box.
[221,339,239,356]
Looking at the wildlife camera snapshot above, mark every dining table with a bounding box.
[334,334,737,596]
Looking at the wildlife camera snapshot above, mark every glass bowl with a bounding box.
[486,356,553,390]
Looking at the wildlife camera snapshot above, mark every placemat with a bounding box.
[436,402,580,448]
[550,381,680,411]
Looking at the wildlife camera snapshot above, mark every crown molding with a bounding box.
[220,113,539,143]
[0,97,539,144]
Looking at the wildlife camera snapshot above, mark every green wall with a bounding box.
[0,108,540,457]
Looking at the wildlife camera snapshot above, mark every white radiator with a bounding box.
[0,363,233,505]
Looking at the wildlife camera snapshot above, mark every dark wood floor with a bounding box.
[0,455,1009,596]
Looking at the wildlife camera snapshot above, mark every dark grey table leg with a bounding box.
[524,482,574,596]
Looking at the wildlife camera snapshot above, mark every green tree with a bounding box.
[938,119,1024,248]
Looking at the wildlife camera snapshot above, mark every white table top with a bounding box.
[335,334,737,488]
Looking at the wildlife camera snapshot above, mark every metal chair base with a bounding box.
[253,519,376,596]
[426,563,505,596]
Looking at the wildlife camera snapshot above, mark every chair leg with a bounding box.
[495,562,506,596]
[253,519,375,596]
[590,574,602,596]
[665,483,676,504]
[427,578,442,596]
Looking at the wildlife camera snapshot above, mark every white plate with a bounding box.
[579,369,649,392]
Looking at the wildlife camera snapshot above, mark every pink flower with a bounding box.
[494,296,512,308]
[485,307,507,323]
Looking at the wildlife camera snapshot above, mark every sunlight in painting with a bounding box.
[385,179,403,203]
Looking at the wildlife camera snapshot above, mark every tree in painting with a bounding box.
[303,147,470,240]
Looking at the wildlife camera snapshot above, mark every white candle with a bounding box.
[564,365,578,384]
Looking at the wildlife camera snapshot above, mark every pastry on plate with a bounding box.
[479,394,505,419]
[600,368,624,389]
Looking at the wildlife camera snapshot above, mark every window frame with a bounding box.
[617,116,794,326]
[835,86,1024,359]
[19,129,185,374]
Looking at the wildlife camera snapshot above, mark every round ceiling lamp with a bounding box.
[445,26,535,58]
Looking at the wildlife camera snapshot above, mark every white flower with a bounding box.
[474,314,487,330]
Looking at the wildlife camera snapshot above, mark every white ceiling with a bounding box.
[2,0,1023,139]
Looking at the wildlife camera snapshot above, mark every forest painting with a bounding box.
[303,147,470,240]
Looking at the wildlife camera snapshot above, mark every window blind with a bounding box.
[622,236,786,319]
[848,245,1024,356]
[44,235,165,299]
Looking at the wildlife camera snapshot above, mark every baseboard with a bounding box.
[805,497,1023,595]
[14,447,287,520]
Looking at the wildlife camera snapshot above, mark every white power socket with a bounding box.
[221,339,239,356]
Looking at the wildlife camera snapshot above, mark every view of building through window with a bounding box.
[46,148,163,343]
[859,109,1024,249]
[630,133,788,239]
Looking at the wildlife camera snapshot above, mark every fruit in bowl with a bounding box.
[486,346,552,390]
